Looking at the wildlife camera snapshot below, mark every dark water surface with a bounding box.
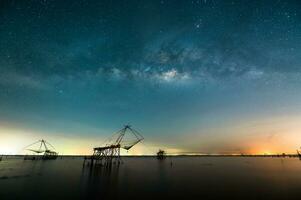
[0,157,301,200]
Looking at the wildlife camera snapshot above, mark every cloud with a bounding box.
[245,68,264,79]
[0,72,49,90]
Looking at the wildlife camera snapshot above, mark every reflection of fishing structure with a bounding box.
[81,161,121,199]
[24,139,58,160]
[85,125,144,166]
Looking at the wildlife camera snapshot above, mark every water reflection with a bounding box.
[2,157,301,199]
[157,157,171,196]
[80,162,120,199]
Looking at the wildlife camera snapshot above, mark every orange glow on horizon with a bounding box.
[1,114,301,155]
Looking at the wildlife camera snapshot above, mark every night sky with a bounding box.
[1,0,301,155]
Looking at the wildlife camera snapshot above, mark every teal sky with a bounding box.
[1,0,301,155]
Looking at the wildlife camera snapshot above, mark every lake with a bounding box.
[0,156,301,199]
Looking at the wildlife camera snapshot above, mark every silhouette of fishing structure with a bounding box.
[297,147,301,160]
[85,125,144,166]
[157,149,166,160]
[24,139,58,160]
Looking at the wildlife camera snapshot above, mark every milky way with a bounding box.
[1,0,301,154]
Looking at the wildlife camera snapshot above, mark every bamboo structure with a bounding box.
[24,139,58,160]
[86,125,144,165]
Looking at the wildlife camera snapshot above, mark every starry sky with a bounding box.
[1,0,301,155]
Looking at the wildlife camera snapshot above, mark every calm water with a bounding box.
[1,157,301,199]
